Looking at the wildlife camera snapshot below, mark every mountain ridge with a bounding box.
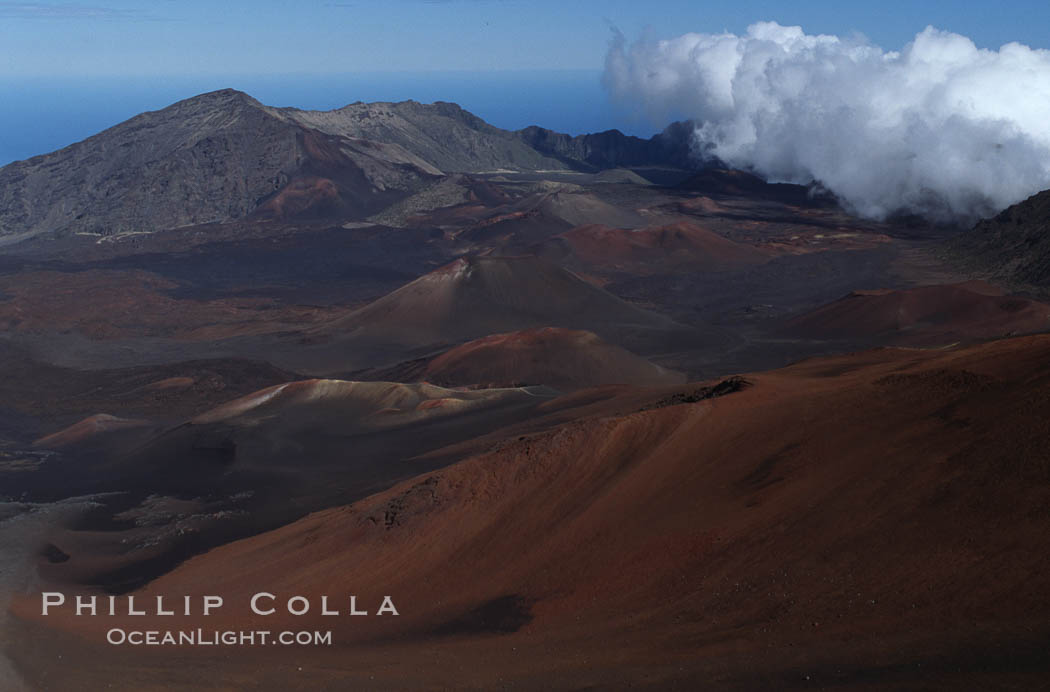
[0,88,693,243]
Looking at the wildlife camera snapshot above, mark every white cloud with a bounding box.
[604,22,1050,222]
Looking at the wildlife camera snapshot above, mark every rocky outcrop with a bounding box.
[515,120,696,172]
[283,100,568,173]
[952,188,1050,288]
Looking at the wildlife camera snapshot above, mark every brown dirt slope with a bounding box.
[785,280,1050,345]
[15,334,1050,689]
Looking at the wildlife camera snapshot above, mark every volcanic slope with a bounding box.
[445,186,651,250]
[30,378,557,497]
[419,327,685,390]
[15,379,561,592]
[17,334,1050,690]
[280,100,568,174]
[952,187,1050,288]
[542,221,771,275]
[0,90,692,243]
[786,280,1050,346]
[31,414,154,450]
[306,255,681,372]
[0,341,294,442]
[0,89,446,241]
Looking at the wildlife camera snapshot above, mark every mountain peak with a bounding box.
[187,88,258,103]
[164,88,267,114]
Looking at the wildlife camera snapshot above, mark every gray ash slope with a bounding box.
[0,89,689,242]
[1,90,314,241]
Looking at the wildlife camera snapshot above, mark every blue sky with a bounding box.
[1,0,1046,76]
[1,1,1048,164]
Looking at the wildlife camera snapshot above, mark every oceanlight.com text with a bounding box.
[106,629,333,647]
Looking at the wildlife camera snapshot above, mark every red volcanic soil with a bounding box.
[0,269,349,340]
[14,335,1050,689]
[422,327,685,390]
[661,184,897,257]
[550,221,769,274]
[6,377,563,596]
[407,186,652,251]
[447,188,645,247]
[786,280,1050,345]
[315,255,675,368]
[254,176,340,220]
